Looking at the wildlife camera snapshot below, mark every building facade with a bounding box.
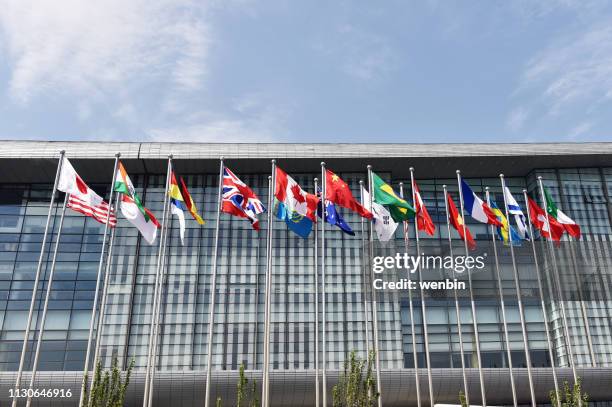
[0,141,612,406]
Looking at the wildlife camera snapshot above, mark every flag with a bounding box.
[544,187,581,239]
[503,187,529,240]
[169,172,187,245]
[120,195,160,244]
[527,197,564,242]
[67,195,117,227]
[274,167,319,238]
[179,177,205,225]
[490,200,521,246]
[317,194,355,236]
[460,179,502,227]
[363,188,398,242]
[413,182,435,236]
[114,162,159,244]
[325,169,373,219]
[57,156,116,226]
[371,172,414,221]
[447,192,476,250]
[222,167,266,230]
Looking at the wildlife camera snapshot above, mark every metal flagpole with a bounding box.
[87,194,120,406]
[359,181,372,356]
[523,189,561,407]
[25,193,68,407]
[314,177,320,407]
[320,162,328,407]
[204,157,225,407]
[147,171,174,407]
[12,150,65,407]
[499,175,536,407]
[77,153,120,407]
[142,156,172,407]
[537,176,579,385]
[366,165,383,407]
[399,182,422,407]
[262,161,276,407]
[484,187,517,407]
[455,170,487,407]
[409,168,434,407]
[442,185,469,406]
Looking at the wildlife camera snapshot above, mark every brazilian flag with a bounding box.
[371,172,415,222]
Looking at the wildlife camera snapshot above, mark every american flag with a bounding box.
[67,194,117,227]
[222,167,265,230]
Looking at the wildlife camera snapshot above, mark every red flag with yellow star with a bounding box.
[325,169,373,219]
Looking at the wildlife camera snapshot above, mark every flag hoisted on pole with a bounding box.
[523,189,561,407]
[359,181,372,358]
[536,176,580,388]
[77,153,121,407]
[456,170,487,407]
[442,185,469,406]
[142,156,172,407]
[204,157,225,407]
[499,175,536,407]
[409,167,434,407]
[320,162,328,407]
[484,187,518,407]
[366,165,383,407]
[12,150,65,407]
[313,177,320,407]
[398,182,422,407]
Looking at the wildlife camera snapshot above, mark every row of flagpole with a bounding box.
[10,151,597,407]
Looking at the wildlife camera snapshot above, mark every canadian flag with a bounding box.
[57,157,103,206]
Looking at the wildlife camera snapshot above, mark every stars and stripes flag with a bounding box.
[68,195,117,226]
[222,167,266,230]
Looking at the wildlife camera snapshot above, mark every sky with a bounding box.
[1,0,612,144]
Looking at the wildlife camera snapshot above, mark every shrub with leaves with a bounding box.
[332,350,379,407]
[550,378,589,407]
[458,390,468,407]
[83,356,135,407]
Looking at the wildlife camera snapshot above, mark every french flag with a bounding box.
[460,178,502,227]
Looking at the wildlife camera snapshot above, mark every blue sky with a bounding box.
[1,0,611,143]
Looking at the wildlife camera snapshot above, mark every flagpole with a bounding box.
[399,181,422,407]
[523,188,561,407]
[442,185,469,406]
[12,150,65,407]
[456,170,487,407]
[537,177,579,385]
[320,162,328,407]
[359,181,372,357]
[313,177,320,407]
[262,160,276,407]
[76,153,120,407]
[484,187,517,407]
[366,165,383,407]
[204,157,224,407]
[498,176,536,407]
[25,193,68,407]
[409,168,434,407]
[147,161,174,407]
[142,156,172,407]
[87,193,120,406]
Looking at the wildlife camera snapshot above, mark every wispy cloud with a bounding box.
[0,0,210,104]
[506,106,530,132]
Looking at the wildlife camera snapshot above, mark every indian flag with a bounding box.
[115,162,159,244]
[544,187,581,239]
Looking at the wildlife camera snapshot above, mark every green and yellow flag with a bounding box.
[371,172,415,221]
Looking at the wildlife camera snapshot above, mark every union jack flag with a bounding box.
[222,167,266,230]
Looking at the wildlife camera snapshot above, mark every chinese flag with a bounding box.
[325,169,373,219]
[447,192,476,250]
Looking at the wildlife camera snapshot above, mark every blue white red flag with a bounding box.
[460,178,502,227]
[222,167,266,230]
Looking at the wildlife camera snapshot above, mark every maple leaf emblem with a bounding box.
[291,184,306,203]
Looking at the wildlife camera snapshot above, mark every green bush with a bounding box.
[550,378,589,407]
[332,350,379,407]
[83,356,134,407]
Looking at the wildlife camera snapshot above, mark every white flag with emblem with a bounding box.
[363,188,398,242]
